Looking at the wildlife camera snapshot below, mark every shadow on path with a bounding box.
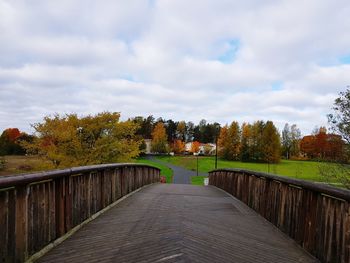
[146,156,207,184]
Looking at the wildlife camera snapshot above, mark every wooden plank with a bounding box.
[15,185,29,262]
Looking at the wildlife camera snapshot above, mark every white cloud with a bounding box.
[0,0,350,135]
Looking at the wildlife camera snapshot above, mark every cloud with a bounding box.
[0,0,350,135]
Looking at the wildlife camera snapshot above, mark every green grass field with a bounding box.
[191,176,208,185]
[135,157,173,183]
[154,155,332,183]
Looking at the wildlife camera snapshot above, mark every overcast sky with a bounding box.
[0,0,349,135]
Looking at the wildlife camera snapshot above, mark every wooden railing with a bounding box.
[209,168,350,263]
[0,164,160,263]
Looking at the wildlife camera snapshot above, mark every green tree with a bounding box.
[176,121,187,142]
[290,124,301,157]
[151,122,168,153]
[23,112,140,168]
[240,123,252,162]
[282,123,292,159]
[250,121,265,161]
[328,89,350,143]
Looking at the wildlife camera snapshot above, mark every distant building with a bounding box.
[185,142,216,155]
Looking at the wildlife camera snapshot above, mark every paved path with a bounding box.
[39,184,317,263]
[147,156,207,184]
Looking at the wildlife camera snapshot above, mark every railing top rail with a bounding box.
[209,168,350,202]
[0,163,160,188]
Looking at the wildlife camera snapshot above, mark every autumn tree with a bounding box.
[261,121,281,163]
[218,122,240,160]
[240,123,252,161]
[151,122,168,153]
[176,121,186,142]
[249,121,265,161]
[172,139,185,154]
[300,135,316,158]
[190,141,200,153]
[0,128,29,155]
[23,112,140,168]
[300,127,344,161]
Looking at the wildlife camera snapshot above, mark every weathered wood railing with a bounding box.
[0,163,160,263]
[209,168,350,263]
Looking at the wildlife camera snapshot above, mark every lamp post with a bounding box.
[215,136,218,169]
[215,125,219,169]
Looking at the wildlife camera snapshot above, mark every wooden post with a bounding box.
[15,185,29,262]
[55,177,66,238]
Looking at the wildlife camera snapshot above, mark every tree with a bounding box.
[132,115,154,139]
[186,121,195,142]
[250,121,265,161]
[172,140,185,154]
[151,122,168,153]
[261,121,281,163]
[282,123,302,159]
[0,128,27,155]
[290,124,301,157]
[190,141,200,153]
[176,121,186,142]
[240,123,252,162]
[300,126,345,161]
[282,123,292,159]
[321,89,350,188]
[300,135,316,158]
[328,89,350,143]
[165,119,177,143]
[218,122,240,160]
[23,112,140,168]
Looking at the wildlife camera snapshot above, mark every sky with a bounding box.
[0,0,350,135]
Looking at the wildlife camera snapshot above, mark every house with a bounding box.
[185,142,216,155]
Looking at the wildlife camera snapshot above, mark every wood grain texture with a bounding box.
[38,184,316,263]
[0,165,160,263]
[209,170,350,263]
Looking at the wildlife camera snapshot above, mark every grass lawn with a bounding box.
[135,157,173,183]
[154,155,332,183]
[0,155,51,176]
[191,176,208,185]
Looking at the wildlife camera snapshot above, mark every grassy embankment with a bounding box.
[135,157,173,183]
[0,155,51,176]
[154,155,335,185]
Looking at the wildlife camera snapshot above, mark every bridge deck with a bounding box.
[38,184,317,263]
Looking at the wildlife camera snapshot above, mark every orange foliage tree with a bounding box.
[190,141,200,153]
[151,122,168,153]
[300,127,344,160]
[172,140,185,154]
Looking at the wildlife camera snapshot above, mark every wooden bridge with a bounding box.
[0,164,349,262]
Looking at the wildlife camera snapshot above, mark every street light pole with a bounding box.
[215,137,218,169]
[196,154,199,176]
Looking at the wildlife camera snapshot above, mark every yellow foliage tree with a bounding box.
[23,112,140,168]
[151,122,168,153]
